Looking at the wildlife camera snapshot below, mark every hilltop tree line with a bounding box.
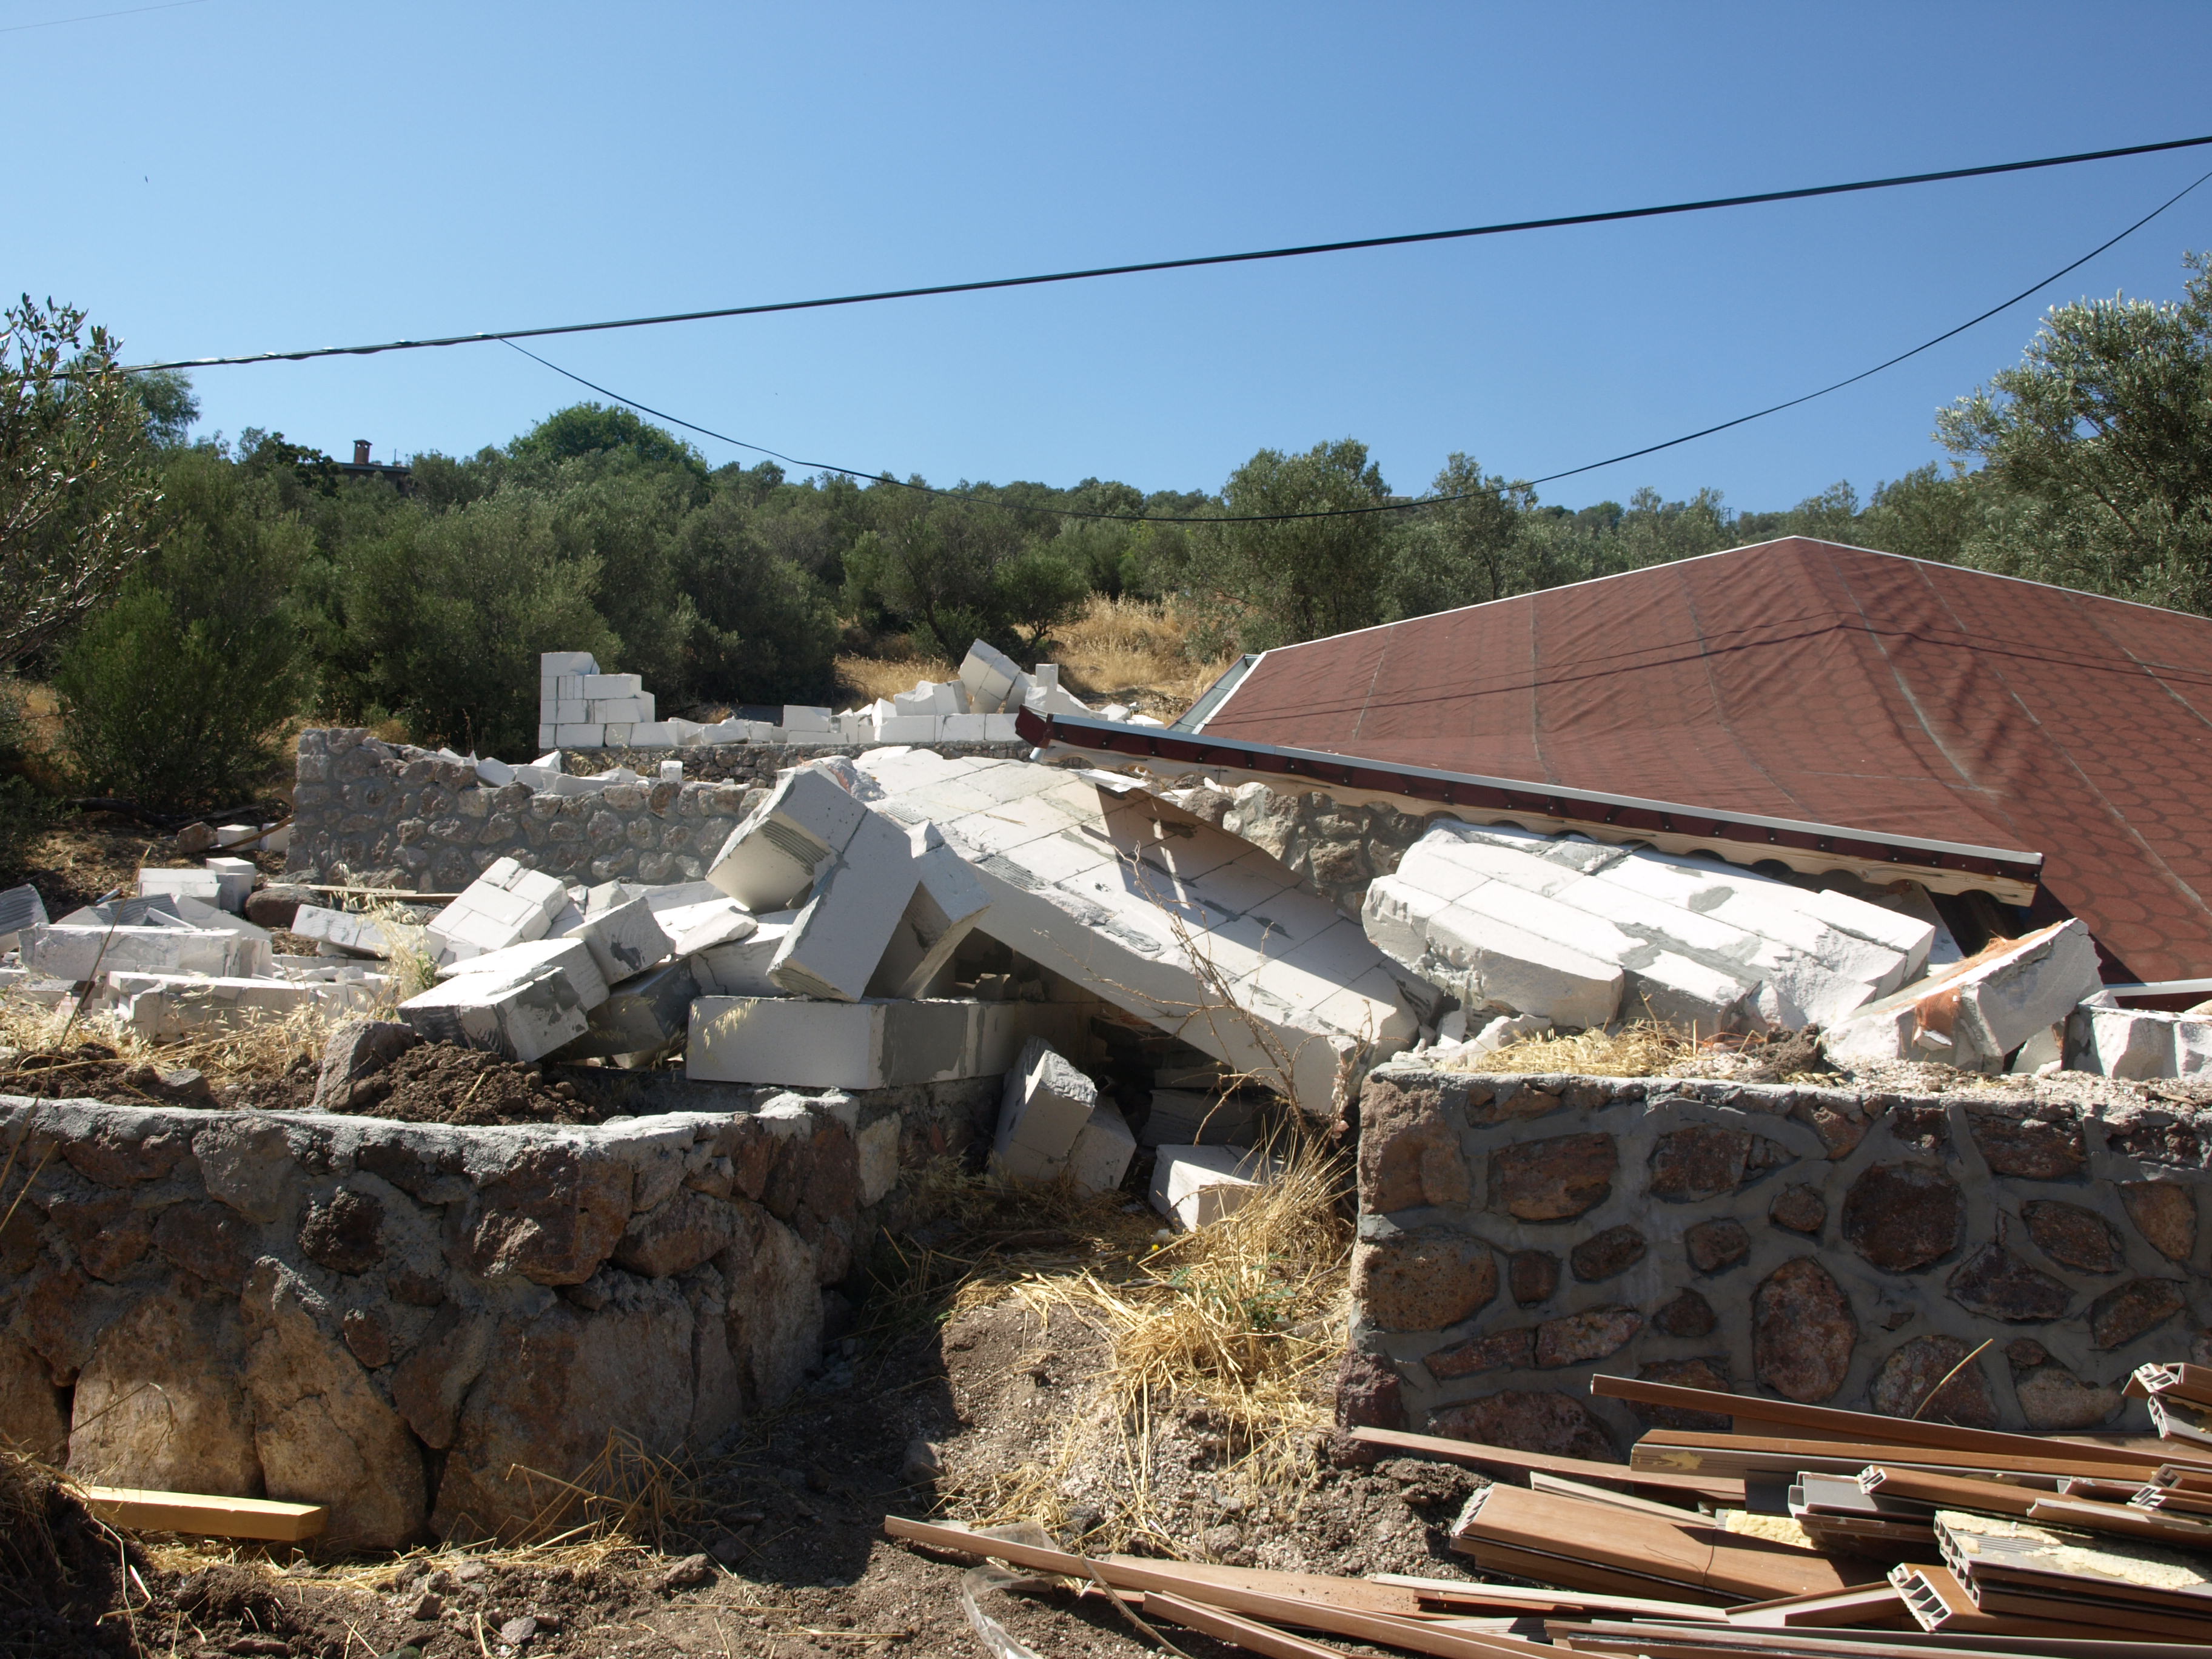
[2,250,2210,823]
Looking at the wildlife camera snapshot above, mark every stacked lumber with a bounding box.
[887,1357,2212,1655]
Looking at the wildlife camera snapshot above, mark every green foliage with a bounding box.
[669,492,840,705]
[133,370,199,449]
[1938,251,2212,612]
[55,447,309,808]
[0,297,164,671]
[509,402,709,484]
[0,775,50,884]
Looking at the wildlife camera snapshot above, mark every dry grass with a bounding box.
[836,650,959,708]
[0,990,341,1088]
[1441,1021,1697,1077]
[942,1128,1351,1555]
[1052,596,1233,720]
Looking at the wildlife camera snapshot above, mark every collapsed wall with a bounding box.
[1344,1064,2212,1452]
[0,1078,991,1547]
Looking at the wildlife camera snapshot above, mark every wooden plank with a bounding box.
[1449,1538,1737,1606]
[1144,1587,1559,1659]
[1142,1592,1350,1659]
[1352,1425,1744,1501]
[1527,1470,1712,1520]
[883,1518,1530,1659]
[1721,1581,1911,1629]
[1099,1557,1418,1617]
[1860,1469,2039,1517]
[2029,1494,2212,1548]
[1452,1483,1863,1601]
[1594,1375,2212,1474]
[1635,1430,2153,1483]
[1369,1573,1729,1622]
[78,1485,328,1542]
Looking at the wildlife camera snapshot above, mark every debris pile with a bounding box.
[893,1359,2212,1651]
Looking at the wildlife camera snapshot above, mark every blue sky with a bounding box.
[12,1,2212,511]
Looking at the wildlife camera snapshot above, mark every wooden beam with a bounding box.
[78,1486,328,1541]
[1351,1425,1743,1502]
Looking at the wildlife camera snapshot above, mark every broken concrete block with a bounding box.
[1139,1088,1261,1147]
[106,974,379,1040]
[868,829,991,999]
[204,856,256,913]
[691,911,799,996]
[24,924,248,980]
[706,766,869,910]
[399,967,589,1062]
[437,936,609,1011]
[958,640,1027,714]
[1067,1101,1136,1194]
[768,810,921,1002]
[1149,1144,1278,1230]
[686,995,1087,1090]
[290,904,413,959]
[0,883,48,954]
[856,749,1415,1114]
[138,868,226,907]
[561,959,698,1059]
[2067,1004,2212,1080]
[992,1037,1099,1182]
[427,858,571,962]
[652,895,758,957]
[1363,874,1624,1030]
[1823,918,2105,1072]
[561,897,672,985]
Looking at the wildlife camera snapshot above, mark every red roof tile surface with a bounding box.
[1199,538,2212,982]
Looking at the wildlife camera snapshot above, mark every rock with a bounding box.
[244,886,309,929]
[1632,1358,1734,1430]
[1426,1328,1533,1378]
[1769,1185,1827,1235]
[2021,1199,2123,1274]
[240,1259,426,1550]
[193,1116,296,1223]
[659,1554,715,1592]
[0,1331,70,1463]
[1842,1162,1964,1272]
[1353,1230,1498,1332]
[407,1590,443,1621]
[175,821,218,855]
[1647,1124,1789,1201]
[1868,1335,1997,1427]
[2121,1181,2198,1262]
[1569,1225,1646,1282]
[1488,1133,1615,1221]
[1359,1076,1472,1212]
[67,1291,261,1498]
[1946,1244,2072,1322]
[432,1275,696,1541]
[2006,1337,2049,1369]
[1508,1250,1560,1306]
[341,1309,393,1370]
[1654,1289,1717,1338]
[1753,1258,1855,1402]
[900,1437,943,1484]
[1535,1307,1642,1367]
[1964,1101,2084,1179]
[389,1307,496,1449]
[298,1187,386,1275]
[151,1201,260,1291]
[611,1188,739,1279]
[21,1262,129,1386]
[311,1019,423,1113]
[45,1189,152,1281]
[2088,1278,2187,1350]
[722,1203,822,1410]
[2016,1366,2123,1431]
[458,1143,633,1285]
[500,1617,538,1646]
[1684,1218,1749,1274]
[1427,1390,1615,1461]
[1333,1349,1404,1430]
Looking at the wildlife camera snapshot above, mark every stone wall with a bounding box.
[1170,782,1430,919]
[0,1078,994,1547]
[286,728,1030,893]
[1342,1065,2212,1456]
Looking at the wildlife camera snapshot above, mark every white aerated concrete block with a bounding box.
[562,896,672,985]
[139,868,225,907]
[1363,874,1623,1029]
[686,995,1087,1090]
[562,959,698,1059]
[1067,1102,1136,1194]
[1823,919,2105,1072]
[290,905,411,959]
[541,651,599,675]
[107,974,380,1040]
[591,698,652,724]
[0,883,48,954]
[875,714,937,742]
[1149,1145,1278,1231]
[555,723,605,747]
[983,712,1022,741]
[203,856,256,913]
[993,1037,1098,1182]
[706,766,868,910]
[580,673,642,699]
[654,896,757,957]
[427,858,571,962]
[438,935,609,1010]
[691,911,799,996]
[782,705,833,734]
[2066,1004,2212,1080]
[400,970,589,1062]
[958,640,1025,714]
[869,830,992,999]
[24,924,250,980]
[769,811,921,1002]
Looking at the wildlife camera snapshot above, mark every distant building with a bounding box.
[336,438,414,492]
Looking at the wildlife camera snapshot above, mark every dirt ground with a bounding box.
[10,1287,1477,1659]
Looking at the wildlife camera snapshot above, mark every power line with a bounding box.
[0,0,204,34]
[127,129,2212,374]
[501,162,2212,526]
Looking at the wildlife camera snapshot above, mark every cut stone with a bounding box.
[691,910,800,996]
[437,936,610,1010]
[399,968,591,1064]
[865,830,991,999]
[1352,1228,1496,1331]
[1149,1144,1279,1232]
[0,881,49,954]
[290,904,407,958]
[24,923,250,980]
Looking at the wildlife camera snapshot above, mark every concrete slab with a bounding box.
[1148,1144,1278,1230]
[867,829,991,999]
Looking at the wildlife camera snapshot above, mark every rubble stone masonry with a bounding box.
[286,728,1030,892]
[0,1078,993,1547]
[1343,1064,2212,1456]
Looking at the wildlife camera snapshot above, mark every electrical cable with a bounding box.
[500,161,2212,525]
[126,129,2212,374]
[0,0,205,34]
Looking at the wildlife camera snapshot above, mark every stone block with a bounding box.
[1823,919,2104,1071]
[562,895,672,984]
[313,1017,423,1112]
[992,1037,1098,1182]
[107,974,378,1040]
[1067,1101,1136,1194]
[540,650,599,675]
[1148,1143,1278,1232]
[581,672,642,698]
[1139,1088,1261,1147]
